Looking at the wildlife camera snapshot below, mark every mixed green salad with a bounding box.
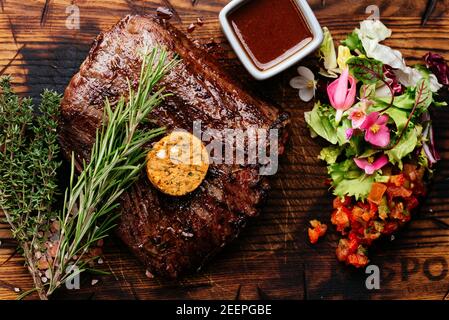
[290,19,449,267]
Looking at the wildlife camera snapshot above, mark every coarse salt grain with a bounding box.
[145,270,154,279]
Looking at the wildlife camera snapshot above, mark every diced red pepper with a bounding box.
[387,186,412,198]
[308,220,328,244]
[389,174,405,187]
[368,183,387,205]
[351,206,365,223]
[347,253,369,268]
[331,208,350,233]
[333,196,351,209]
[348,233,360,253]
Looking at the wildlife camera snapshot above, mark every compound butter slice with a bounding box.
[146,131,209,196]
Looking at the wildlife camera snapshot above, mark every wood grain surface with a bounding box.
[1,0,449,300]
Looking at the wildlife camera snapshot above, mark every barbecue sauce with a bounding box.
[229,0,313,71]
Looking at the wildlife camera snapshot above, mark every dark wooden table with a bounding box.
[1,0,449,300]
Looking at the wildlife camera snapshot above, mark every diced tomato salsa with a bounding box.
[328,164,426,268]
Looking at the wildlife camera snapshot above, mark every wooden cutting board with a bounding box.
[1,0,449,300]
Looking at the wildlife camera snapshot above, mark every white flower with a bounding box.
[290,66,317,102]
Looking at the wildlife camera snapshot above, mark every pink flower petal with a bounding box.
[360,112,379,130]
[327,79,339,109]
[346,128,354,140]
[344,74,357,109]
[327,69,356,112]
[361,112,391,147]
[365,125,390,147]
[354,158,371,173]
[333,68,349,108]
[377,114,389,126]
[354,155,389,175]
[371,155,389,172]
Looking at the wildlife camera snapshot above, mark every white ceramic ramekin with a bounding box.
[219,0,323,81]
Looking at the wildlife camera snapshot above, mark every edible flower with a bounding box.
[345,128,354,140]
[337,46,353,71]
[349,106,367,129]
[354,154,389,175]
[290,66,317,102]
[327,68,356,122]
[360,112,390,147]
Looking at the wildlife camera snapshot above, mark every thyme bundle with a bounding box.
[0,48,176,299]
[0,77,61,299]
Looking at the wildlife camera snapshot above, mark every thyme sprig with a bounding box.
[0,77,61,300]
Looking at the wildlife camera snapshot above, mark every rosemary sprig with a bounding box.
[44,48,176,297]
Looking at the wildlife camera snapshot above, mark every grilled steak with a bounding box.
[59,15,290,278]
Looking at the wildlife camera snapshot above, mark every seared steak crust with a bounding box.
[60,15,289,278]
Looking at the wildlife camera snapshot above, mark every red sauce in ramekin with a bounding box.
[229,0,313,71]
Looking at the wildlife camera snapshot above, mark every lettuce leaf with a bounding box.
[385,125,422,168]
[328,159,375,200]
[375,91,415,110]
[304,102,339,145]
[384,107,409,132]
[328,159,391,200]
[305,103,353,147]
[341,31,365,54]
[319,27,338,76]
[333,174,375,201]
[319,146,344,165]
